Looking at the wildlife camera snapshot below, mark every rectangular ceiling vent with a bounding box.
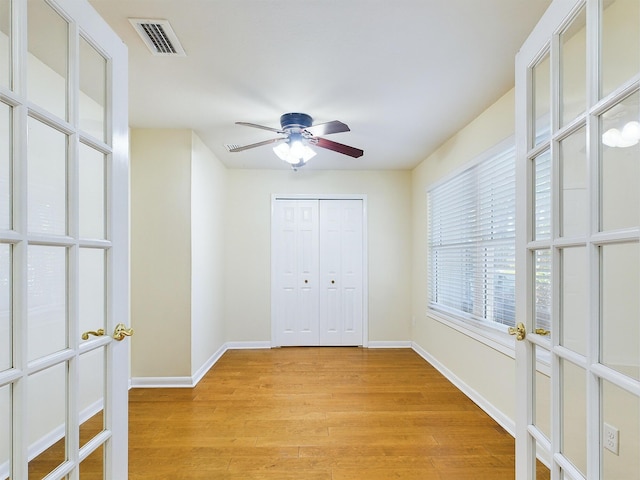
[224,144,241,152]
[129,18,186,56]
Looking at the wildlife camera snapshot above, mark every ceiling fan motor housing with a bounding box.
[280,112,313,131]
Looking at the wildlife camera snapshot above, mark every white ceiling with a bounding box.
[88,0,551,171]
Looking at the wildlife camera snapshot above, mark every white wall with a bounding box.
[224,169,413,344]
[131,129,229,379]
[130,129,192,377]
[191,132,227,374]
[411,88,519,423]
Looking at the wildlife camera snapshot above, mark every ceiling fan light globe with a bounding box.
[301,145,317,162]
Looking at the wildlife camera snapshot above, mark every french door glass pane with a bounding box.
[79,144,105,239]
[535,366,551,441]
[0,244,9,371]
[0,0,9,89]
[560,127,587,238]
[535,249,552,332]
[27,245,67,361]
[601,0,640,99]
[534,151,552,240]
[27,363,67,477]
[0,384,9,479]
[80,444,103,479]
[602,379,640,478]
[560,6,586,127]
[600,91,640,232]
[79,37,106,142]
[560,359,587,477]
[79,348,105,449]
[0,101,10,230]
[533,52,551,146]
[560,246,587,356]
[27,0,68,120]
[600,242,639,381]
[27,118,67,236]
[79,248,105,337]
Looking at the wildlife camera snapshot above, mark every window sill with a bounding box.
[425,309,551,376]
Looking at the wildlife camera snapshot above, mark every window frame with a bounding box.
[426,136,531,361]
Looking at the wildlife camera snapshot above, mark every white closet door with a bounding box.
[272,200,319,346]
[319,200,363,346]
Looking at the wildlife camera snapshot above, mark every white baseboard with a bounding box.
[225,341,272,350]
[368,341,412,348]
[411,341,515,437]
[131,341,272,388]
[191,343,227,385]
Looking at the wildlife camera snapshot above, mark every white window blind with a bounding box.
[428,145,516,328]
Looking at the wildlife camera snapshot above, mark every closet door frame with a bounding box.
[270,194,368,347]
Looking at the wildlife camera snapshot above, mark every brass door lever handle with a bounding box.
[81,329,105,340]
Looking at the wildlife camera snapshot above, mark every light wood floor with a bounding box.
[28,347,550,479]
[129,347,549,479]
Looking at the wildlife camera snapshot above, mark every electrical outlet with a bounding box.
[604,423,619,455]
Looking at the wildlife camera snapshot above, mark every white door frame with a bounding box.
[271,194,368,347]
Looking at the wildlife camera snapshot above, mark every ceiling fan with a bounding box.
[228,113,364,169]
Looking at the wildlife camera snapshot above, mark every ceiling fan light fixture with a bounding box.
[273,139,316,165]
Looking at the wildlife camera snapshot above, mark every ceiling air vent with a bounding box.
[129,18,186,56]
[224,144,242,152]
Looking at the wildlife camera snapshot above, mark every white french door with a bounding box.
[272,196,366,347]
[319,200,363,346]
[272,199,320,346]
[0,0,129,479]
[515,1,639,479]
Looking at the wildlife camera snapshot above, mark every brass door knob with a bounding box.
[113,323,134,341]
[508,322,526,341]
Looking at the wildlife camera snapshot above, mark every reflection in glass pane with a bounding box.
[27,246,67,361]
[535,249,552,333]
[79,348,105,449]
[600,91,640,232]
[79,443,104,479]
[27,118,67,235]
[0,102,10,230]
[0,384,9,478]
[79,37,106,141]
[560,6,586,126]
[560,247,587,357]
[602,380,640,478]
[601,242,639,381]
[27,0,68,120]
[534,151,551,240]
[560,127,587,237]
[0,244,10,371]
[27,363,67,477]
[0,0,9,89]
[535,365,551,442]
[79,144,105,239]
[79,248,105,338]
[533,52,551,146]
[602,0,640,99]
[560,359,586,477]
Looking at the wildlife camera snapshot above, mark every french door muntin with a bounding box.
[517,0,640,479]
[1,0,129,478]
